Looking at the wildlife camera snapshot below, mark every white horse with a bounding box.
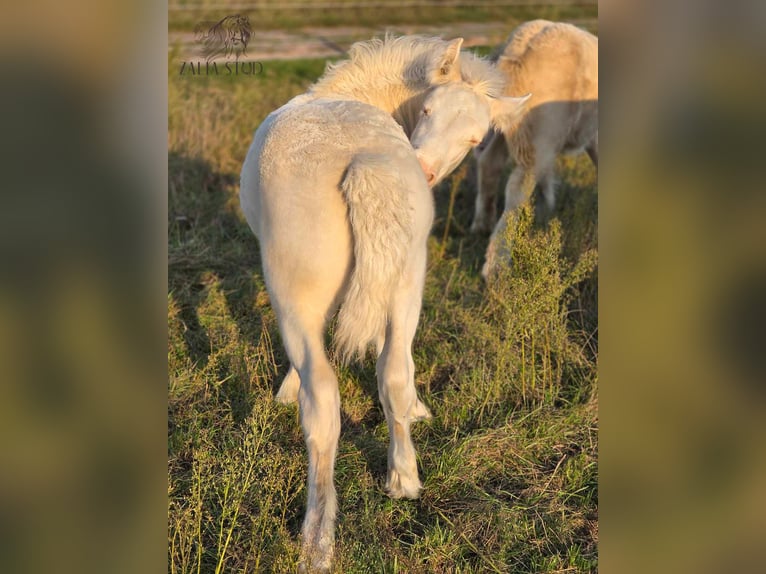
[469,20,598,277]
[411,71,531,197]
[239,35,526,572]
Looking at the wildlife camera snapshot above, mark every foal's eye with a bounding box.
[469,138,480,145]
[422,107,431,116]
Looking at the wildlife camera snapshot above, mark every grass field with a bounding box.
[168,46,598,572]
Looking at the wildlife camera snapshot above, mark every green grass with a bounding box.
[169,2,598,32]
[168,53,598,573]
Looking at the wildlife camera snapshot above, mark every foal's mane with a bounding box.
[459,51,507,99]
[309,35,455,106]
[308,34,508,134]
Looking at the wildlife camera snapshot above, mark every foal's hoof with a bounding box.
[386,469,422,500]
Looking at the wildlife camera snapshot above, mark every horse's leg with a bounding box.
[533,143,558,213]
[482,165,534,279]
[377,245,430,499]
[505,164,533,211]
[266,252,345,572]
[471,131,509,234]
[296,345,340,573]
[273,305,339,573]
[275,364,300,404]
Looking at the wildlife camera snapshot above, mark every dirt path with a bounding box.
[169,19,596,61]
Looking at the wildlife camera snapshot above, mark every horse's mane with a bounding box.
[310,34,456,102]
[459,51,507,99]
[308,34,507,132]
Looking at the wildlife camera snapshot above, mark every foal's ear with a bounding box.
[490,93,532,132]
[437,38,463,80]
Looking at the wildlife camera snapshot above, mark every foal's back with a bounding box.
[495,20,598,157]
[240,96,423,322]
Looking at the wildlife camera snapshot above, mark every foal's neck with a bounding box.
[356,84,429,137]
[311,81,427,137]
[307,37,461,136]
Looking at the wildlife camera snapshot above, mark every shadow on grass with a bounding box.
[169,151,277,424]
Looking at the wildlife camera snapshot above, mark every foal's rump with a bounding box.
[239,97,428,356]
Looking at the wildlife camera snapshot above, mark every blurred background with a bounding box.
[169,0,598,60]
[1,0,765,572]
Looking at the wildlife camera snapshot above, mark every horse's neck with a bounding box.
[363,85,428,137]
[310,71,428,136]
[308,39,450,134]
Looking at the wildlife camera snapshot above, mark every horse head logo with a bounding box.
[195,14,252,62]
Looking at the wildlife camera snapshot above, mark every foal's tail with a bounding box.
[335,153,413,363]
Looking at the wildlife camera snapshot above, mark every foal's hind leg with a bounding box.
[377,249,430,499]
[276,310,341,573]
[297,349,340,573]
[268,263,344,572]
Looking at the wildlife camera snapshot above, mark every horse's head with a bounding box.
[411,83,530,186]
